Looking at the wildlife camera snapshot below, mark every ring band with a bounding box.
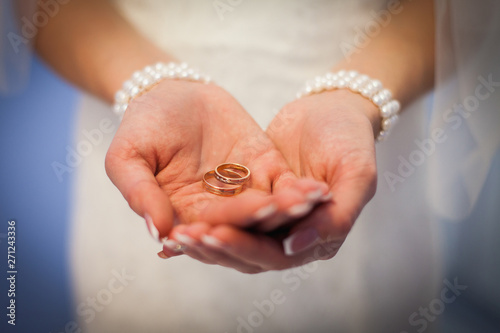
[215,163,251,185]
[203,170,243,196]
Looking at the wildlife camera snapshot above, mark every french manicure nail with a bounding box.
[201,235,226,249]
[253,203,278,220]
[145,214,160,241]
[306,189,324,202]
[175,233,197,246]
[283,228,320,256]
[287,202,313,219]
[161,237,184,252]
[157,251,168,259]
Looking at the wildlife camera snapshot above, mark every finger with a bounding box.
[254,179,330,232]
[197,190,274,227]
[198,184,317,231]
[282,157,377,256]
[105,150,176,241]
[200,225,325,271]
[171,224,264,273]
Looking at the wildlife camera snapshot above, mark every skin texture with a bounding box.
[166,90,378,272]
[35,0,435,273]
[106,80,329,240]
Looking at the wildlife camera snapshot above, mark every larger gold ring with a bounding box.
[203,170,243,196]
[215,163,250,185]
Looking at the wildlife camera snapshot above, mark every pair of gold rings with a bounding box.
[203,163,251,196]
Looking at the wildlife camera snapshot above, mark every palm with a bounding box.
[106,80,299,236]
[267,89,378,232]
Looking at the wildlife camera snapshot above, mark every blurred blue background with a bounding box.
[0,56,78,333]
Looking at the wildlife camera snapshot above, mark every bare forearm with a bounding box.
[332,0,435,111]
[35,0,174,103]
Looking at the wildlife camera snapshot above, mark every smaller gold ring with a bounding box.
[203,170,243,196]
[214,163,250,185]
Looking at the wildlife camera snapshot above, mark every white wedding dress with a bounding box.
[70,1,443,332]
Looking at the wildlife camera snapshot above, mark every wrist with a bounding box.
[333,89,381,136]
[113,62,212,118]
[296,70,401,141]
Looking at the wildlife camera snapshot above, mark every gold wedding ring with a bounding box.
[215,163,250,185]
[203,163,251,196]
[203,170,244,196]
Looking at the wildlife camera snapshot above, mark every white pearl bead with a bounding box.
[129,86,140,97]
[372,93,383,106]
[377,130,388,141]
[122,80,134,91]
[115,90,128,104]
[140,77,152,88]
[361,85,375,98]
[343,75,354,83]
[132,73,145,85]
[152,72,162,82]
[371,80,383,91]
[113,104,122,115]
[357,75,369,82]
[392,100,401,114]
[119,104,128,114]
[382,118,393,131]
[347,70,358,78]
[349,81,360,90]
[154,63,164,71]
[381,103,392,118]
[131,71,142,80]
[313,82,323,93]
[191,73,201,81]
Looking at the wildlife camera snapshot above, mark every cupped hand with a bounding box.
[168,89,378,273]
[265,89,379,251]
[105,80,327,253]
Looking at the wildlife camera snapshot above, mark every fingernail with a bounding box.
[283,228,320,256]
[253,204,278,220]
[201,235,226,249]
[175,233,197,246]
[162,238,185,253]
[145,214,160,241]
[287,202,313,219]
[319,192,333,203]
[306,189,324,202]
[157,251,168,259]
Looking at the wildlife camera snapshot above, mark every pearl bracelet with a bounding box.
[296,70,401,141]
[113,62,211,118]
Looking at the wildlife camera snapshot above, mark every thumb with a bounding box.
[282,168,377,257]
[105,151,176,242]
